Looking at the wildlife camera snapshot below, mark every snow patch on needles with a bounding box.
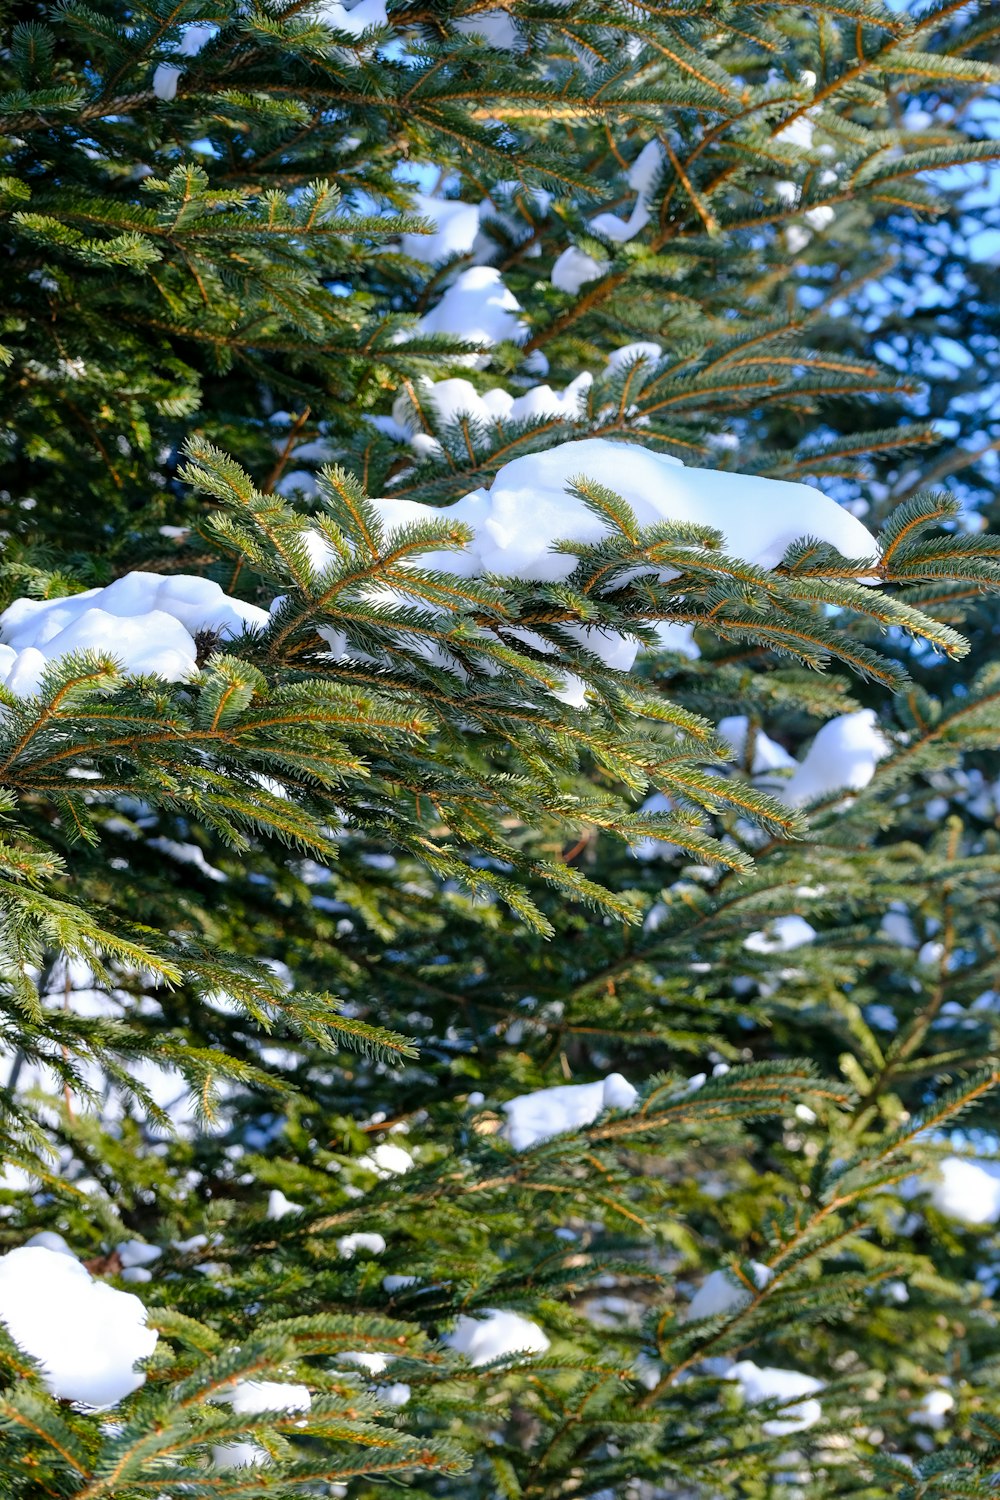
[686,1262,773,1321]
[780,710,890,806]
[389,370,593,451]
[401,195,483,265]
[152,23,216,102]
[421,438,877,585]
[413,266,527,357]
[214,1380,311,1471]
[445,1309,550,1365]
[551,246,609,294]
[502,1073,638,1150]
[356,1142,413,1177]
[305,436,878,706]
[337,1232,387,1258]
[912,1389,954,1428]
[0,572,270,696]
[0,1246,157,1407]
[725,1361,823,1436]
[744,916,816,955]
[315,0,387,34]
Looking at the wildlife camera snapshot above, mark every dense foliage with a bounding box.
[1,1,999,1497]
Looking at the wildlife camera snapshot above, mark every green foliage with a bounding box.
[1,0,1000,1497]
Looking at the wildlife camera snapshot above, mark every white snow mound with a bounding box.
[445,1308,550,1365]
[726,1360,822,1435]
[0,572,270,696]
[214,1379,311,1470]
[686,1262,773,1321]
[307,438,878,701]
[929,1157,1000,1225]
[503,1073,638,1150]
[422,439,877,586]
[0,1245,158,1406]
[781,710,889,806]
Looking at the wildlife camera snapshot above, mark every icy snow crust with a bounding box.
[0,1246,158,1407]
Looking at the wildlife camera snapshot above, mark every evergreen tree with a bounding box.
[1,2,1000,1497]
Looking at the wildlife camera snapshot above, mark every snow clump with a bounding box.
[780,710,890,806]
[356,1142,413,1177]
[725,1360,823,1435]
[303,436,879,707]
[445,1308,550,1365]
[929,1157,1000,1224]
[912,1389,954,1429]
[213,1380,312,1470]
[744,916,816,955]
[0,572,270,697]
[314,0,387,36]
[413,439,877,585]
[0,1245,158,1406]
[152,23,216,102]
[502,1073,638,1150]
[686,1262,773,1321]
[413,266,527,355]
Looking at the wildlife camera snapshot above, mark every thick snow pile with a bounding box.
[0,572,269,696]
[929,1157,1000,1224]
[410,439,877,584]
[0,1245,158,1406]
[214,1379,311,1470]
[781,710,889,806]
[725,1360,822,1436]
[303,437,878,705]
[686,1262,773,1321]
[445,1309,550,1365]
[502,1072,638,1150]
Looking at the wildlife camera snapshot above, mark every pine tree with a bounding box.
[1,1,1000,1496]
